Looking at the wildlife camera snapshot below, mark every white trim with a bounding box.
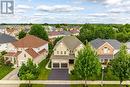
[97,42,114,51]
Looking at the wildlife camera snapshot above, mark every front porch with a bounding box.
[4,52,18,68]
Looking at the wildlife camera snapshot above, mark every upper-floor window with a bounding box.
[64,51,66,54]
[24,54,26,57]
[61,51,63,54]
[103,47,110,54]
[57,51,59,54]
[70,50,74,54]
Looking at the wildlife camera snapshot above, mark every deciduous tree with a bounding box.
[74,44,101,87]
[111,44,130,87]
[29,24,48,40]
[18,59,40,87]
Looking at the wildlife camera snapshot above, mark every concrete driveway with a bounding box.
[46,69,69,87]
[0,67,19,87]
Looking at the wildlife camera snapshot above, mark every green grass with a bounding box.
[20,84,130,87]
[70,68,119,80]
[0,65,13,79]
[37,58,51,80]
[71,85,129,87]
[20,58,51,87]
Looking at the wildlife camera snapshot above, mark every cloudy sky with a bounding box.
[0,0,130,24]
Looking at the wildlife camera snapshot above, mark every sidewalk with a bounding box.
[2,67,19,80]
[0,67,20,87]
[0,80,129,85]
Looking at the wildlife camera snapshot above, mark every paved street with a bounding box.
[46,69,69,87]
[0,68,19,87]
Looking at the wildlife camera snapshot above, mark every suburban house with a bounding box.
[0,33,17,52]
[125,42,130,53]
[4,35,48,67]
[90,38,121,64]
[50,36,84,71]
[5,28,20,37]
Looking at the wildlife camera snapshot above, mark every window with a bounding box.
[57,51,59,54]
[64,51,66,54]
[101,59,104,62]
[24,54,26,57]
[103,47,110,54]
[61,51,63,54]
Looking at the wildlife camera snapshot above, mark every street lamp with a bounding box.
[101,65,105,86]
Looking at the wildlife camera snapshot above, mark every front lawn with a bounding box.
[0,65,13,79]
[20,58,51,87]
[70,67,119,80]
[37,58,51,80]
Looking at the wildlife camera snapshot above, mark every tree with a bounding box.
[53,36,63,45]
[18,59,40,87]
[0,53,4,65]
[18,30,26,39]
[116,33,128,42]
[79,24,95,43]
[74,44,101,87]
[29,24,48,41]
[111,44,130,87]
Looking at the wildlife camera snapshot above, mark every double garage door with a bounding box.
[53,63,68,69]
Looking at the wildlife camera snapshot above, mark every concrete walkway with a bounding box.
[0,67,19,87]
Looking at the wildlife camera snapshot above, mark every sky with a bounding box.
[0,0,130,24]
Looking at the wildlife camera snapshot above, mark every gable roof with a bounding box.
[25,48,38,58]
[90,38,121,49]
[55,36,83,50]
[0,33,16,44]
[12,35,48,48]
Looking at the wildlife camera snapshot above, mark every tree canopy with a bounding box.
[29,24,48,41]
[111,44,130,87]
[18,59,40,80]
[74,44,101,86]
[18,30,26,39]
[79,24,130,43]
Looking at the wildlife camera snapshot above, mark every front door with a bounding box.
[69,59,74,64]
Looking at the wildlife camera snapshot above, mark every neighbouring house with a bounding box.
[0,28,6,33]
[69,30,80,35]
[90,38,121,64]
[0,33,17,52]
[125,42,130,53]
[48,30,72,42]
[5,28,20,37]
[50,36,84,71]
[4,35,48,67]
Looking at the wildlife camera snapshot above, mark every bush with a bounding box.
[5,61,13,66]
[1,51,7,55]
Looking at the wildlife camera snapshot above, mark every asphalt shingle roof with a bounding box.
[12,35,48,48]
[55,36,83,50]
[90,38,121,49]
[0,33,16,44]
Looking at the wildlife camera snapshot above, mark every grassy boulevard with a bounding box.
[0,65,13,79]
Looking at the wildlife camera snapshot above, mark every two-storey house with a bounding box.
[50,36,84,70]
[4,35,48,67]
[90,38,121,64]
